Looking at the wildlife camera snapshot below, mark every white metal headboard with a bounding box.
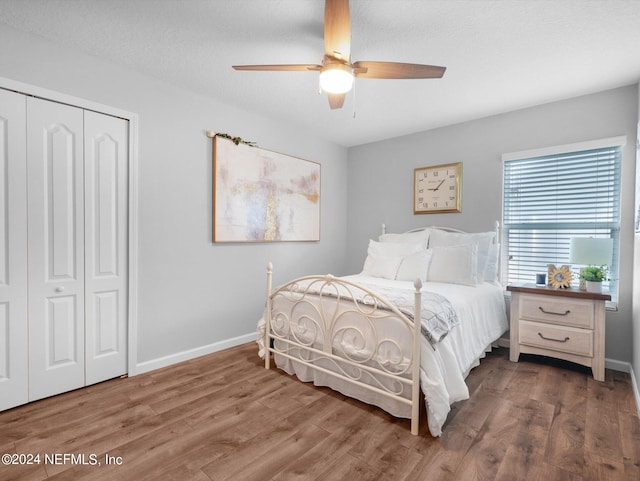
[381,221,500,241]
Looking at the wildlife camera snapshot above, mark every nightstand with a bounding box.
[507,284,611,382]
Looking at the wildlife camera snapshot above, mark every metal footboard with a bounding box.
[264,262,422,435]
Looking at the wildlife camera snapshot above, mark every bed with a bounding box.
[256,224,509,436]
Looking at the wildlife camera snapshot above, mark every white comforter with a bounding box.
[257,275,508,436]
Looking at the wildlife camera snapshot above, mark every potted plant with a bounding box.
[579,265,608,293]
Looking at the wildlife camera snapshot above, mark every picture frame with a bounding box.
[211,135,320,242]
[414,162,462,214]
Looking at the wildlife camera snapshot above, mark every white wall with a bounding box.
[633,83,640,393]
[0,26,349,370]
[347,85,639,365]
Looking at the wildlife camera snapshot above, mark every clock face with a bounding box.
[414,162,462,214]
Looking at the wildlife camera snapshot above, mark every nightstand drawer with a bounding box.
[519,320,593,357]
[519,294,594,329]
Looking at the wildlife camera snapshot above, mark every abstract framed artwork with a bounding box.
[212,135,320,242]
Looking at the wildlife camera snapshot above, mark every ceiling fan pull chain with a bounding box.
[352,80,357,119]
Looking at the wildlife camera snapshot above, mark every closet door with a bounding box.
[84,111,128,385]
[27,97,85,401]
[0,89,28,410]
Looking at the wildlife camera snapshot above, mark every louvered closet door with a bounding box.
[84,111,128,385]
[27,97,85,401]
[0,89,28,410]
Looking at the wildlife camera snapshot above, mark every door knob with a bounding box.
[55,287,65,293]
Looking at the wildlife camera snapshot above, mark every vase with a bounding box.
[585,281,602,293]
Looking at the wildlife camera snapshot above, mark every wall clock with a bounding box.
[414,162,462,214]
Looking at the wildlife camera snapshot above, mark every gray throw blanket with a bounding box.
[354,281,459,348]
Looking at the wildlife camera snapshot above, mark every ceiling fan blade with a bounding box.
[233,64,321,71]
[328,93,346,109]
[324,0,351,60]
[353,61,446,79]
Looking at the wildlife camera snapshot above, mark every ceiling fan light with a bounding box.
[319,63,354,94]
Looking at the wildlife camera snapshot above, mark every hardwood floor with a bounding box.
[1,343,639,481]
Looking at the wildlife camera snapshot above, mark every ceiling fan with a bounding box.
[232,0,446,110]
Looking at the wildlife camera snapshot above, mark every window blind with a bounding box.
[502,144,622,305]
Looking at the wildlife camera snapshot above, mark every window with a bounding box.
[502,137,624,306]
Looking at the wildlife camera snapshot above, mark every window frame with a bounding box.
[501,136,626,309]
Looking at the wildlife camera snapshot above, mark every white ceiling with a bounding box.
[1,0,639,147]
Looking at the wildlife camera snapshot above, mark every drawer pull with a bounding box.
[538,332,570,343]
[538,306,571,316]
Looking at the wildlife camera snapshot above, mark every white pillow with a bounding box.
[428,230,495,281]
[379,229,430,249]
[427,244,479,286]
[362,239,424,275]
[396,250,433,282]
[484,242,500,282]
[369,239,424,256]
[368,255,403,279]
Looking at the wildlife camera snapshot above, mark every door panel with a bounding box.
[47,296,79,365]
[27,97,85,401]
[94,290,120,352]
[49,123,79,280]
[0,89,28,410]
[84,111,128,385]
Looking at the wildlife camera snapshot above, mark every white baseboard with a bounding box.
[132,332,256,376]
[631,365,640,417]
[605,357,630,373]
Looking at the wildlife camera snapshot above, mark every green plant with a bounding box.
[579,265,608,282]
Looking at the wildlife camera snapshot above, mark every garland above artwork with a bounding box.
[206,130,256,147]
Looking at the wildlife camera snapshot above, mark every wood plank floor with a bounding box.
[1,343,639,481]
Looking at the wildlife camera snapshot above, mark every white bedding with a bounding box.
[257,275,508,436]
